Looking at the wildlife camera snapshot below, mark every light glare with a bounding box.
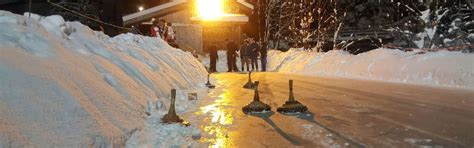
[196,0,225,19]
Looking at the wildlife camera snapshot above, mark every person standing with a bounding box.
[226,39,239,72]
[248,39,259,71]
[150,19,159,37]
[158,19,166,38]
[239,40,250,72]
[164,22,179,48]
[225,39,232,72]
[165,22,175,41]
[209,42,219,73]
[230,41,239,72]
[260,41,268,71]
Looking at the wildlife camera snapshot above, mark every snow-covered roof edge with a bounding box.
[123,0,188,25]
[237,0,254,10]
[122,0,254,26]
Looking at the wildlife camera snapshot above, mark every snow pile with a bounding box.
[125,104,204,148]
[0,11,207,147]
[267,48,474,89]
[125,89,211,147]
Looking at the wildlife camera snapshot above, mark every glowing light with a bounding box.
[199,96,233,125]
[196,88,234,147]
[196,0,225,19]
[138,6,144,11]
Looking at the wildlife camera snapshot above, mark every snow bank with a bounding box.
[125,102,205,148]
[0,11,207,147]
[267,48,474,89]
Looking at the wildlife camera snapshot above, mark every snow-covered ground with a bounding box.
[125,90,208,148]
[0,11,208,147]
[267,48,474,89]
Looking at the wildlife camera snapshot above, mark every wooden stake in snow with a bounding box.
[205,73,215,89]
[243,72,255,89]
[161,89,184,124]
[288,80,295,101]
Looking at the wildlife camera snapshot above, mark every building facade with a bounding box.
[123,0,253,53]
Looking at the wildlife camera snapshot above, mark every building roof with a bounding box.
[0,0,20,5]
[122,0,253,25]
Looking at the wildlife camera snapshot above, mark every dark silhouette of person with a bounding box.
[248,39,259,71]
[226,40,239,72]
[150,19,159,37]
[260,41,268,71]
[240,40,250,72]
[209,42,219,73]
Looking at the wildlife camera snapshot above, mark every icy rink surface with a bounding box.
[189,73,474,147]
[0,11,207,147]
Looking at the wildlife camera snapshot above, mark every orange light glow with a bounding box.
[196,0,226,20]
[196,89,234,147]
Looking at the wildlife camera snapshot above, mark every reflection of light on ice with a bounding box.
[204,126,229,148]
[198,91,234,147]
[200,95,233,125]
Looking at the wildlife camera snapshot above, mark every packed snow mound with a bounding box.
[125,106,205,148]
[0,11,207,147]
[267,48,474,89]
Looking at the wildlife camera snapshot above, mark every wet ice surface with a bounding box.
[184,73,358,147]
[183,72,474,147]
[188,80,235,147]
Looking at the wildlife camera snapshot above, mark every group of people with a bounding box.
[208,38,267,73]
[149,18,179,48]
[130,18,179,48]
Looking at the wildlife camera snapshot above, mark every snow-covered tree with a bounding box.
[263,0,347,51]
[262,0,426,51]
[308,0,347,51]
[263,0,296,49]
[422,0,473,48]
[263,0,473,52]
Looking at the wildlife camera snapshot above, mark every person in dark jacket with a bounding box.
[248,39,259,71]
[150,19,159,37]
[240,40,250,72]
[226,40,239,72]
[209,42,219,73]
[260,41,268,71]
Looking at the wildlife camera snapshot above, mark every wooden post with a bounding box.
[161,89,184,124]
[168,89,177,116]
[253,81,260,102]
[288,80,295,102]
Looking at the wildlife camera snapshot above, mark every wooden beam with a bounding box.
[231,0,254,14]
[123,0,191,26]
[123,0,255,25]
[0,0,19,5]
